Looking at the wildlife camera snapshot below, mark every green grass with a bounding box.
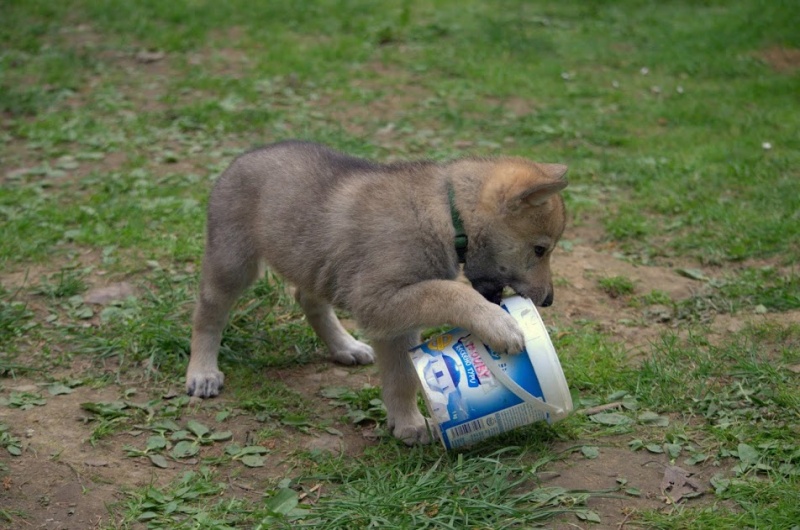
[598,275,636,298]
[2,1,799,528]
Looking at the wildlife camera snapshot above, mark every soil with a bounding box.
[3,224,797,529]
[1,30,798,527]
[759,46,800,73]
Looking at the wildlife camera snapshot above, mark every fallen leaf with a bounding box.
[84,282,136,305]
[676,268,708,281]
[589,412,633,426]
[135,50,166,63]
[47,383,74,396]
[660,465,703,503]
[581,446,600,459]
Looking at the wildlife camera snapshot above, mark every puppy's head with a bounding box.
[463,159,567,307]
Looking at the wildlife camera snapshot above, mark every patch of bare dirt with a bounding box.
[546,440,723,530]
[548,243,702,356]
[0,362,382,529]
[0,384,150,529]
[759,46,800,73]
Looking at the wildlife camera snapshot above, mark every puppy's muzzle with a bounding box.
[471,278,505,305]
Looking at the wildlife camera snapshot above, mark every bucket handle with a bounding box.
[477,347,564,416]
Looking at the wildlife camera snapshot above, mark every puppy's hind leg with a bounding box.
[372,332,433,445]
[294,289,374,365]
[187,251,259,398]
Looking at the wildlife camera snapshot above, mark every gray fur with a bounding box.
[187,140,568,445]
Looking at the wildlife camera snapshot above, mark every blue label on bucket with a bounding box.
[413,330,546,449]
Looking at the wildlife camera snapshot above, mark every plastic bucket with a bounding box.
[409,295,573,450]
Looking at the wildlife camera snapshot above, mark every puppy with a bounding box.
[186,141,567,444]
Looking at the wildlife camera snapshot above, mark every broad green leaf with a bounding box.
[150,420,181,433]
[665,443,682,459]
[170,430,191,441]
[241,455,266,467]
[638,411,669,427]
[186,420,210,438]
[265,488,299,515]
[47,383,74,396]
[575,510,601,523]
[149,454,169,468]
[209,431,233,442]
[685,452,709,466]
[171,441,198,459]
[138,511,159,521]
[239,445,268,455]
[581,446,600,459]
[225,443,242,456]
[737,443,760,465]
[146,436,169,451]
[676,268,707,281]
[589,412,632,426]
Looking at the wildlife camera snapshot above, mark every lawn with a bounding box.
[1,1,799,528]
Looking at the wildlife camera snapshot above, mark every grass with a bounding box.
[1,0,799,528]
[598,275,636,299]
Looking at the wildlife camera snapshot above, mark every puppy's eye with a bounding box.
[534,246,548,258]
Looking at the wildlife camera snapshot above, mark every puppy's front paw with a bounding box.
[330,340,375,365]
[475,308,526,355]
[186,369,224,398]
[388,412,435,446]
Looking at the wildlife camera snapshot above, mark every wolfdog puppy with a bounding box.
[187,141,567,444]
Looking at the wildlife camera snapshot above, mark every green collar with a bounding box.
[448,183,468,263]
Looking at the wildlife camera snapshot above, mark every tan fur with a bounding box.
[186,141,568,445]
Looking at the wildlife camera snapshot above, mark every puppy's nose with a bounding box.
[540,292,554,307]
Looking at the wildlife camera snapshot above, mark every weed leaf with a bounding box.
[149,454,169,468]
[265,488,299,515]
[241,455,266,468]
[665,443,682,459]
[638,411,669,427]
[576,510,601,523]
[590,412,632,426]
[171,441,198,459]
[581,446,600,459]
[146,436,169,451]
[239,446,268,455]
[676,268,708,281]
[737,443,760,466]
[47,383,74,395]
[210,431,233,442]
[187,420,210,438]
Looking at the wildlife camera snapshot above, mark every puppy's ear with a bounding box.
[519,179,569,206]
[480,161,568,213]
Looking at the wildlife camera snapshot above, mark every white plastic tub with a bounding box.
[409,295,573,450]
